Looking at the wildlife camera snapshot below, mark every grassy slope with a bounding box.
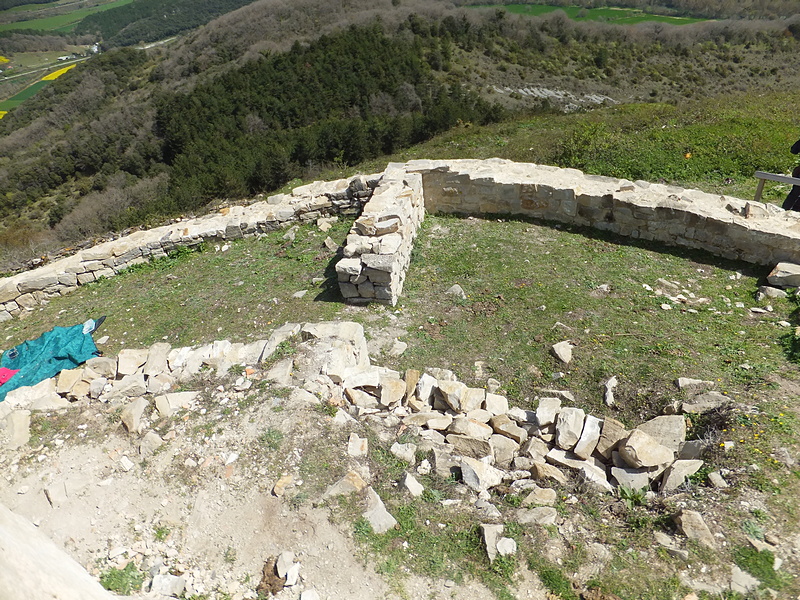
[473,3,706,25]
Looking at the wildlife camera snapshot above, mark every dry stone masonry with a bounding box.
[336,164,425,306]
[4,159,800,315]
[0,175,378,321]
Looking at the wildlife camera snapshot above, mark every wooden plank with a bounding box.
[754,171,800,203]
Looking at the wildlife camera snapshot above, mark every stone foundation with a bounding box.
[0,175,378,321]
[3,159,800,315]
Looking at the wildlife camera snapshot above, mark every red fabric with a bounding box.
[0,367,19,385]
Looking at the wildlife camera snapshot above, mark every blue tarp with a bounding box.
[0,324,99,403]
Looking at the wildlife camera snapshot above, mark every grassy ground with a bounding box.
[471,3,706,25]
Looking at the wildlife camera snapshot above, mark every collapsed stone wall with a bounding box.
[0,175,378,322]
[335,164,425,306]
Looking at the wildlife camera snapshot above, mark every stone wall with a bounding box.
[335,164,425,306]
[0,175,378,321]
[4,158,800,314]
[408,159,800,266]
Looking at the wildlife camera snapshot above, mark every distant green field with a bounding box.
[4,0,61,13]
[0,79,46,109]
[0,0,132,32]
[471,3,706,25]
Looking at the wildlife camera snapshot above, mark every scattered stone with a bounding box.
[490,414,528,444]
[257,557,284,596]
[120,397,149,434]
[610,466,651,491]
[347,433,368,457]
[5,410,31,450]
[496,537,517,557]
[461,457,504,492]
[390,442,417,464]
[401,473,424,497]
[682,391,729,414]
[139,431,164,457]
[276,551,295,578]
[767,262,800,288]
[677,440,706,460]
[445,284,467,300]
[674,509,716,549]
[363,487,397,534]
[119,456,135,472]
[550,341,574,364]
[636,415,686,452]
[300,591,321,600]
[484,393,508,415]
[603,376,618,407]
[490,434,520,469]
[675,377,715,393]
[450,416,493,440]
[44,481,68,508]
[730,566,760,594]
[322,470,368,499]
[707,471,729,488]
[660,459,703,492]
[573,415,602,459]
[151,573,185,597]
[446,434,492,459]
[480,524,504,563]
[530,462,568,485]
[517,506,558,526]
[273,475,294,497]
[521,485,557,506]
[535,397,561,427]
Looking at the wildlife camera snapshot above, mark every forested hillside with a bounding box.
[75,0,260,47]
[1,0,799,271]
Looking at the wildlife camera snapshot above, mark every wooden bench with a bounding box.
[754,170,800,202]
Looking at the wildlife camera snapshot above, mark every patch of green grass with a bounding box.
[153,525,170,541]
[0,218,353,357]
[471,4,706,26]
[528,555,579,600]
[223,546,237,564]
[99,562,144,595]
[258,428,284,451]
[733,546,790,590]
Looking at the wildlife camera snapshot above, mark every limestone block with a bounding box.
[489,434,519,469]
[143,342,171,376]
[117,349,148,376]
[449,417,493,440]
[437,380,466,412]
[573,415,603,460]
[555,407,585,450]
[446,434,492,459]
[535,397,561,427]
[636,415,686,452]
[0,503,117,600]
[484,393,508,415]
[619,429,675,468]
[596,418,629,459]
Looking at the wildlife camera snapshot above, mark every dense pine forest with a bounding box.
[1,0,799,270]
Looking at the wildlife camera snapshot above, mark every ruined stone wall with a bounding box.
[4,159,800,315]
[335,164,425,306]
[409,159,800,266]
[0,176,377,321]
